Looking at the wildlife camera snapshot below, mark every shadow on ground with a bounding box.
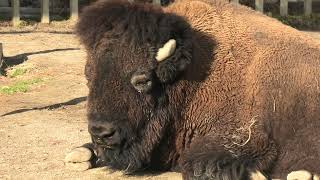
[0,48,80,75]
[1,96,87,117]
[0,31,74,34]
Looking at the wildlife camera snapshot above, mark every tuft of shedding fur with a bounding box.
[75,0,320,179]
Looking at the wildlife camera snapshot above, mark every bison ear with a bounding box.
[153,14,193,84]
[130,70,153,93]
[155,38,192,83]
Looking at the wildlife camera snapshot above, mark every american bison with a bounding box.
[66,0,320,179]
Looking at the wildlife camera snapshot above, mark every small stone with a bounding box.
[65,147,92,163]
[287,170,312,180]
[65,162,92,171]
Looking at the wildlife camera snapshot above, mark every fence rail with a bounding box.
[0,0,78,26]
[0,43,3,68]
[0,0,317,26]
[232,0,316,16]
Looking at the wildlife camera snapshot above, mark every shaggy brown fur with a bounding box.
[76,0,320,179]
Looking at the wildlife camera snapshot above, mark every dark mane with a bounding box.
[76,0,191,52]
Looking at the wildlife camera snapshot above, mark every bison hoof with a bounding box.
[250,170,267,180]
[65,161,92,171]
[287,170,319,180]
[182,158,251,180]
[65,147,93,171]
[65,147,93,162]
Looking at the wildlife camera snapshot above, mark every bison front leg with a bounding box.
[65,143,104,171]
[179,136,277,180]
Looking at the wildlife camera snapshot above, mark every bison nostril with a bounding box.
[136,80,152,87]
[95,130,116,145]
[102,130,116,139]
[89,119,121,146]
[95,137,103,144]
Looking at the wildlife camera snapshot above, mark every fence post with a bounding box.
[153,0,161,5]
[0,43,3,68]
[280,0,288,16]
[12,0,20,26]
[0,0,9,6]
[41,0,50,23]
[255,0,264,13]
[70,0,78,21]
[231,0,239,4]
[304,0,312,16]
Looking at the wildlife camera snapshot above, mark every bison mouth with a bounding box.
[95,141,118,150]
[90,120,155,172]
[94,137,147,172]
[91,133,125,151]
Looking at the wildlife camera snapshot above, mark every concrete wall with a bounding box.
[0,0,9,7]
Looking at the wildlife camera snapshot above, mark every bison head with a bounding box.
[76,0,192,172]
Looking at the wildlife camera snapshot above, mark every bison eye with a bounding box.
[130,70,153,93]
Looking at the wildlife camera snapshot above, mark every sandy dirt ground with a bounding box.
[303,31,320,40]
[0,22,182,180]
[0,22,319,180]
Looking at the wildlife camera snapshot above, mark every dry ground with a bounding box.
[0,22,181,180]
[304,31,320,40]
[0,22,319,180]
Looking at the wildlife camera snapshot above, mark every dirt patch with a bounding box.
[303,31,320,40]
[0,24,319,179]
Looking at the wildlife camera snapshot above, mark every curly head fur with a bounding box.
[76,0,193,172]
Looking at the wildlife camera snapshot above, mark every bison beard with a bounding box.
[74,0,320,179]
[93,107,172,173]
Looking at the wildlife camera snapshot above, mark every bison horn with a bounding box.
[155,39,176,62]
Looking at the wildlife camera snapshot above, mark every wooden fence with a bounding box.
[0,0,317,26]
[0,43,3,68]
[231,0,317,16]
[0,0,78,26]
[0,0,162,26]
